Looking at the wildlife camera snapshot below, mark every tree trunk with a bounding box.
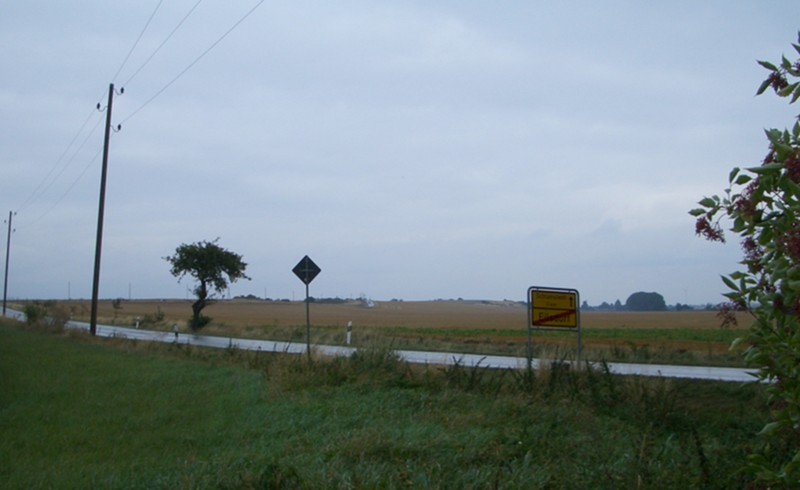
[191,281,208,330]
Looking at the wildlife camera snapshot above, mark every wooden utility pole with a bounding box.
[90,83,118,336]
[2,210,14,316]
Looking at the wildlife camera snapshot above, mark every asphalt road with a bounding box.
[3,309,758,383]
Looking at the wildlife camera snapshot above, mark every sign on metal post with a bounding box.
[527,286,581,365]
[293,255,321,359]
[293,255,321,285]
[530,288,578,328]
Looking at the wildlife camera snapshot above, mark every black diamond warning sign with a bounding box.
[292,255,321,285]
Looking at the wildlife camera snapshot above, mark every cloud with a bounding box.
[2,1,799,305]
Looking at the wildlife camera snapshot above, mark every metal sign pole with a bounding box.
[292,255,321,362]
[576,311,582,364]
[526,295,533,376]
[305,282,311,360]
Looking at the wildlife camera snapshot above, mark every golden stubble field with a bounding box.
[47,298,752,362]
[60,298,748,331]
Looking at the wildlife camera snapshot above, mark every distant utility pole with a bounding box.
[2,210,15,316]
[90,83,121,336]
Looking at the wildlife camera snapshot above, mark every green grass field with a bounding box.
[0,317,775,489]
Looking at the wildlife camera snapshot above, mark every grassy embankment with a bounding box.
[0,316,771,489]
[44,299,751,366]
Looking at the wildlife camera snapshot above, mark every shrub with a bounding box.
[692,33,800,485]
[189,314,211,330]
[139,307,166,326]
[22,301,68,332]
[22,302,47,325]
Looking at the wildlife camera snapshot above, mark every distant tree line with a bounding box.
[233,294,354,304]
[581,292,717,312]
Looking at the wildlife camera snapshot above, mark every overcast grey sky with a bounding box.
[2,1,799,305]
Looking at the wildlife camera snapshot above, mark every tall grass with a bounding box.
[0,318,773,489]
[196,323,743,367]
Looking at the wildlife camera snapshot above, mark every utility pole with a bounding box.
[2,211,15,316]
[90,83,121,335]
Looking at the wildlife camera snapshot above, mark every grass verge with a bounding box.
[0,317,772,488]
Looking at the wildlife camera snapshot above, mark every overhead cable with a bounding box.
[120,0,266,125]
[20,146,104,231]
[16,1,164,217]
[111,0,165,83]
[16,108,103,214]
[121,0,205,88]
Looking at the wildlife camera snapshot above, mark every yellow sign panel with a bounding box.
[532,309,578,328]
[531,290,576,310]
[530,288,578,328]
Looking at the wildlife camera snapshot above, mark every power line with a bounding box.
[120,0,266,125]
[14,1,265,229]
[15,0,160,215]
[21,85,125,230]
[15,2,163,220]
[121,0,204,88]
[16,107,102,213]
[111,0,165,83]
[33,115,102,205]
[20,146,103,231]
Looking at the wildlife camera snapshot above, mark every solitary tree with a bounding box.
[624,291,667,311]
[164,239,250,330]
[692,34,800,485]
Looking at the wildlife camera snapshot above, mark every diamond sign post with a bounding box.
[293,255,321,359]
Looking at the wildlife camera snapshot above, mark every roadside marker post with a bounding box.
[292,255,321,360]
[527,286,581,370]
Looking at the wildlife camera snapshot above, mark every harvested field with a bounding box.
[46,298,751,330]
[67,299,530,330]
[19,299,752,365]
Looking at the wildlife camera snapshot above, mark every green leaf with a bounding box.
[779,82,798,98]
[758,421,783,436]
[756,78,772,96]
[758,59,779,71]
[688,208,706,217]
[787,179,800,197]
[698,197,717,207]
[748,162,784,174]
[794,43,800,56]
[766,128,783,143]
[728,167,740,183]
[792,84,800,104]
[722,275,740,292]
[723,292,740,303]
[735,174,752,186]
[729,270,748,280]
